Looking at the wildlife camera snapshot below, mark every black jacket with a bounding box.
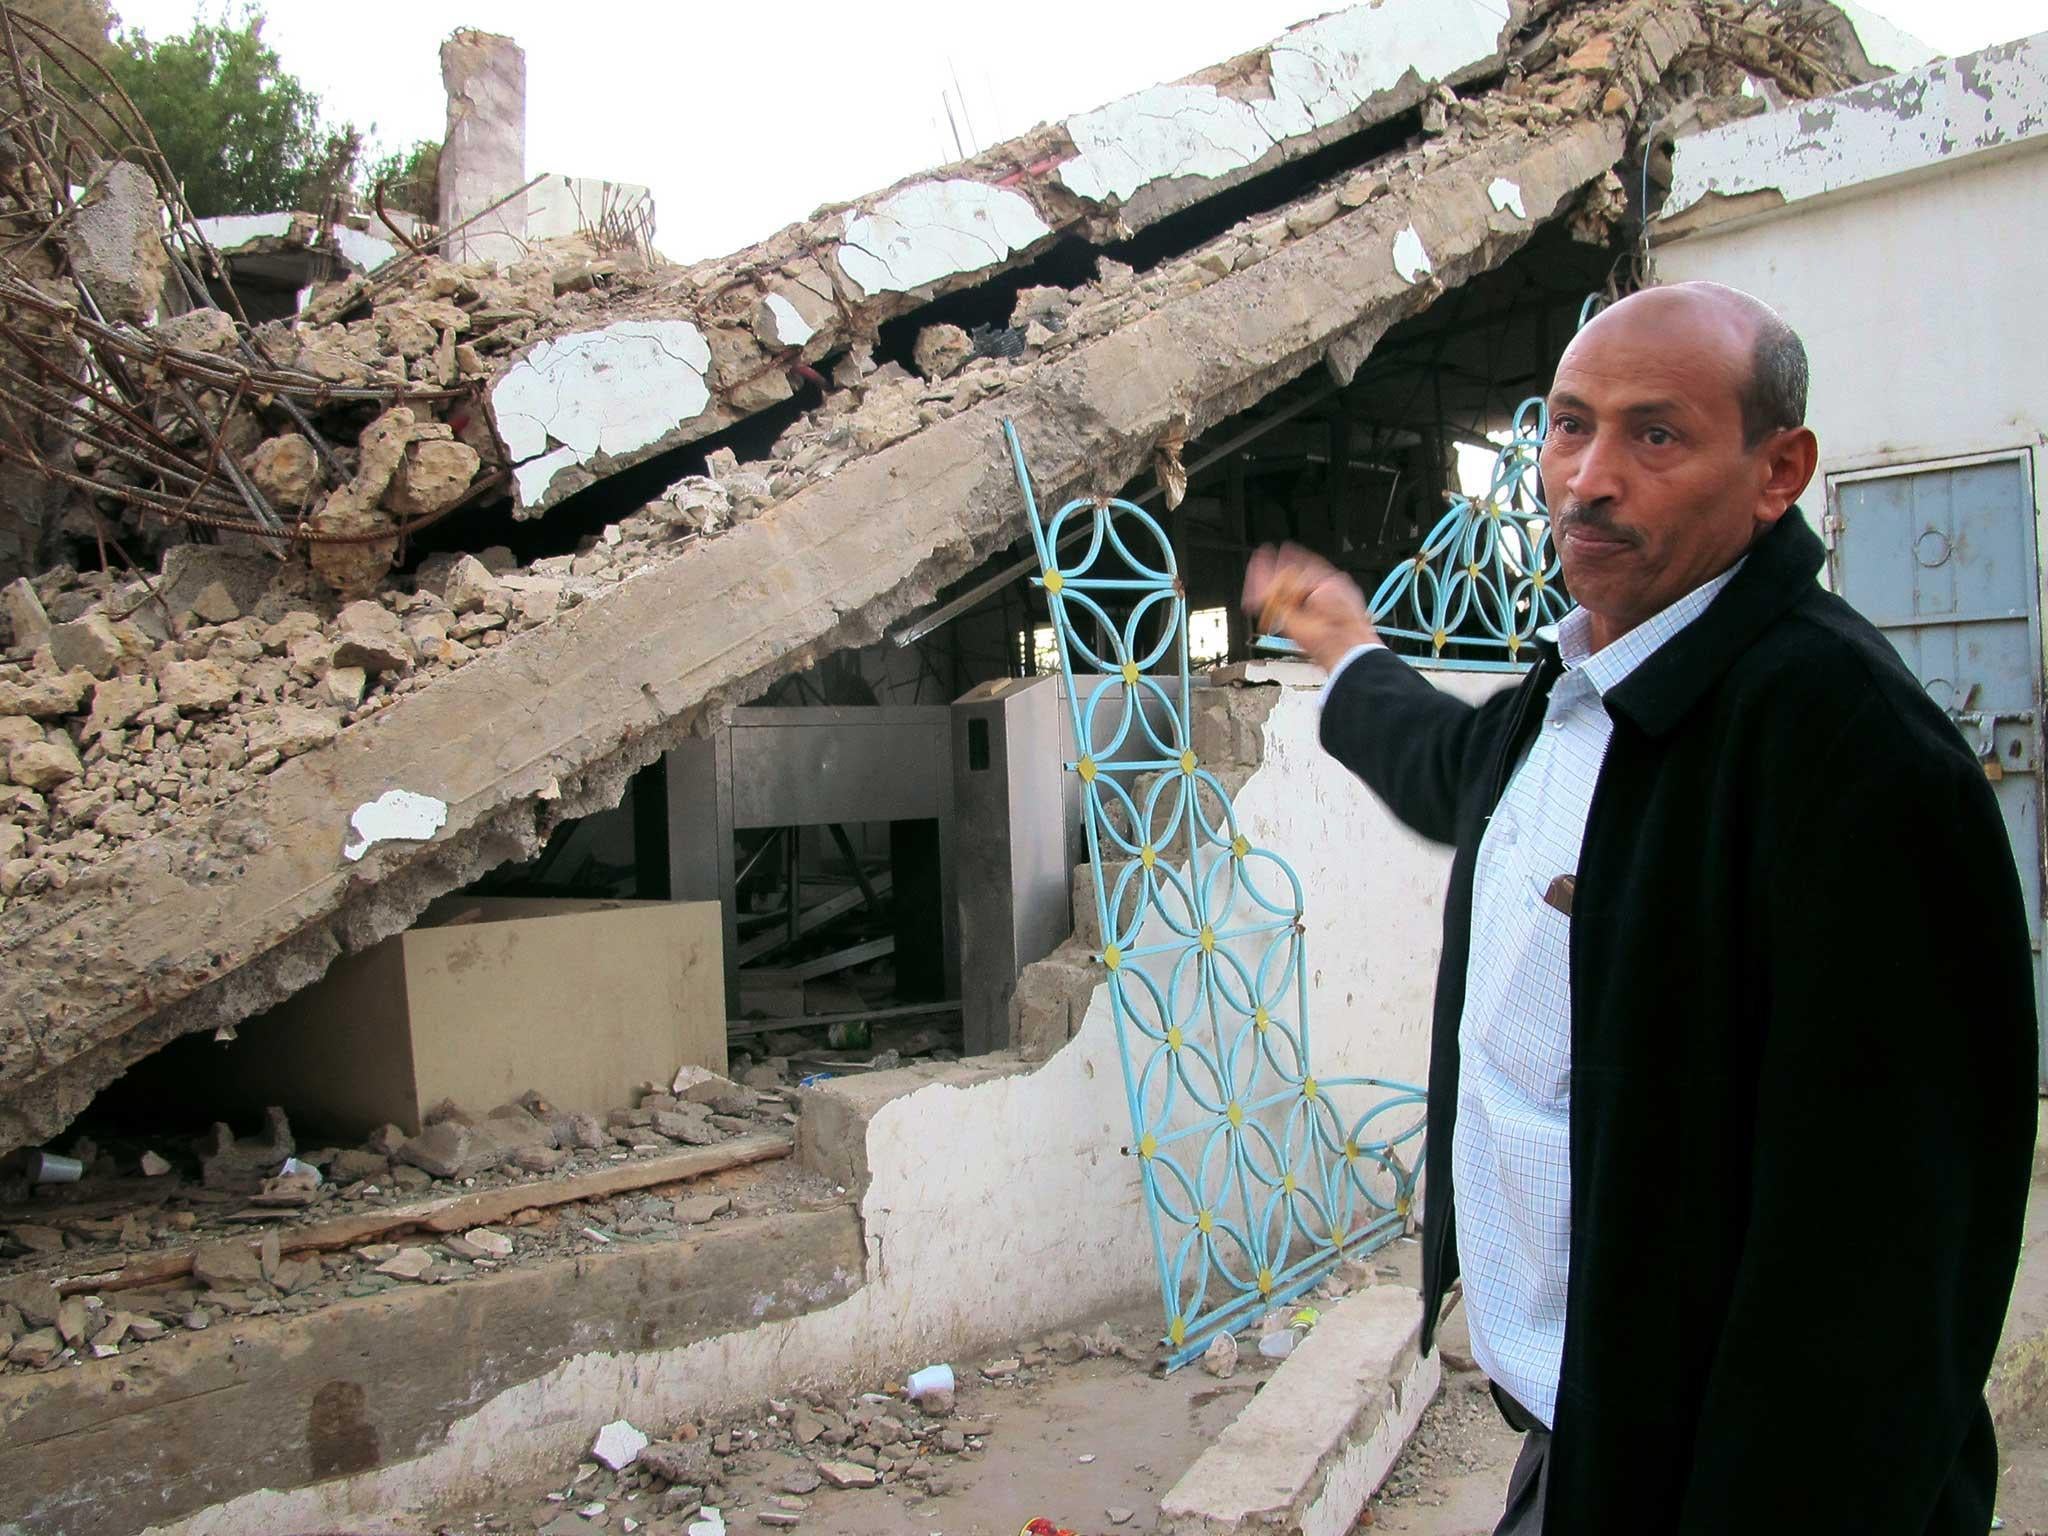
[1320,510,2036,1532]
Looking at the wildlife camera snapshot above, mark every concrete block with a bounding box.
[796,1057,1027,1194]
[1008,938,1103,1060]
[1158,1286,1439,1535]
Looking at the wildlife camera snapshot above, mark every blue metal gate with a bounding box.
[1831,455,2047,1083]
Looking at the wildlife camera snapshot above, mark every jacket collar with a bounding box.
[1590,508,1825,738]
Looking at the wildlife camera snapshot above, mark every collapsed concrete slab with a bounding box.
[0,0,1891,1153]
[0,103,1643,1152]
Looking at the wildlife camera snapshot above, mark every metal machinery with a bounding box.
[665,706,958,1020]
[951,673,1187,1056]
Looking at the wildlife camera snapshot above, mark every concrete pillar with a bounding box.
[439,29,527,266]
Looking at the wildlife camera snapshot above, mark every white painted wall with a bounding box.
[526,173,656,245]
[1655,36,2048,512]
[155,661,1506,1534]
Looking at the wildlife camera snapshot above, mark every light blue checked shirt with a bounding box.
[1322,561,1742,1429]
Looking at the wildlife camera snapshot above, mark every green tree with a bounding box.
[365,137,440,222]
[108,5,359,217]
[3,0,119,67]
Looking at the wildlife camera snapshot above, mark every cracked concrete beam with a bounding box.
[0,114,1630,1154]
[486,0,1534,517]
[1658,33,2048,237]
[1060,0,1518,223]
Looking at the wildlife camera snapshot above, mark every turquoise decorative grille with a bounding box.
[1006,420,1426,1370]
[1255,395,1568,670]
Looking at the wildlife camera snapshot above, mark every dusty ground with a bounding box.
[434,1300,1279,1536]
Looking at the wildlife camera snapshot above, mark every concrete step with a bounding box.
[1159,1285,1440,1535]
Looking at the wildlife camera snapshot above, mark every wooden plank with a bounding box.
[727,999,963,1038]
[50,1134,791,1296]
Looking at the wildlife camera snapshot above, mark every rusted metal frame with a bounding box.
[0,355,228,496]
[161,246,349,487]
[159,375,282,535]
[66,271,288,540]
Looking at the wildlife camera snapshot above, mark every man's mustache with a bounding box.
[1553,501,1643,548]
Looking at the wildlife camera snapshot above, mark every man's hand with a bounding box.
[1241,543,1379,672]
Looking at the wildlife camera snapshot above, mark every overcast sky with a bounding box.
[112,0,2045,263]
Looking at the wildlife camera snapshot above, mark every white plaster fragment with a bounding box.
[1664,36,2048,219]
[193,212,294,251]
[1392,226,1433,284]
[1060,0,1502,202]
[513,445,582,506]
[836,179,1052,299]
[490,319,714,508]
[342,789,448,862]
[592,1419,648,1471]
[761,292,816,348]
[329,223,398,273]
[1487,177,1527,219]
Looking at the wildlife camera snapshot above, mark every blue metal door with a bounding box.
[1832,456,2046,1084]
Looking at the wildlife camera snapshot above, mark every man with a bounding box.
[1243,283,2036,1533]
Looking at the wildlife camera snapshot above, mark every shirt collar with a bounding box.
[1549,557,1748,698]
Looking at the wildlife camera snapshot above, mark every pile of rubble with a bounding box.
[0,1070,821,1376]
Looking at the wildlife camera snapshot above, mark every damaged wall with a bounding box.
[0,102,1644,1154]
[1654,32,2048,477]
[0,0,1884,1154]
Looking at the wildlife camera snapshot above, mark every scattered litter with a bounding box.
[797,1073,836,1088]
[1021,1522,1079,1536]
[1107,1510,1135,1526]
[342,788,449,862]
[686,1511,725,1536]
[906,1362,955,1403]
[1257,1328,1299,1360]
[579,1503,607,1518]
[278,1156,322,1184]
[1077,1452,1097,1463]
[592,1418,649,1471]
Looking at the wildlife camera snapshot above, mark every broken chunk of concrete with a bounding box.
[441,555,505,616]
[47,615,122,679]
[84,674,157,738]
[245,704,340,761]
[0,668,92,719]
[310,408,414,596]
[912,324,973,382]
[192,1240,264,1290]
[246,434,322,512]
[465,1227,514,1259]
[814,1460,880,1490]
[1201,1330,1239,1378]
[375,1246,436,1281]
[64,161,169,324]
[8,737,81,792]
[2,578,51,652]
[157,659,240,713]
[139,1150,171,1177]
[397,1119,504,1179]
[8,1327,60,1368]
[387,437,482,517]
[330,600,414,674]
[194,1107,294,1192]
[188,580,241,625]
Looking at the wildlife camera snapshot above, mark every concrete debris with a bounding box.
[195,1108,294,1192]
[594,1418,651,1470]
[815,1459,880,1489]
[0,0,1877,1156]
[138,1150,171,1177]
[374,1245,437,1280]
[398,1120,506,1180]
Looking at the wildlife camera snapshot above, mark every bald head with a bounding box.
[1540,280,1820,649]
[1576,283,1808,448]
